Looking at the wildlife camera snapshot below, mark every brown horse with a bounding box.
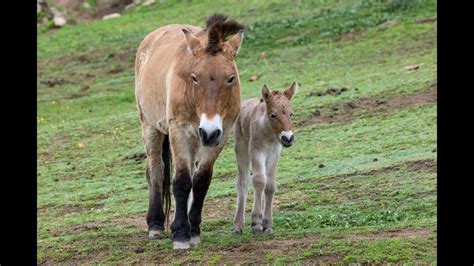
[135,14,244,249]
[233,82,298,235]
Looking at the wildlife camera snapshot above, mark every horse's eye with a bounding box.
[270,113,276,118]
[227,76,235,85]
[290,113,294,117]
[191,74,198,84]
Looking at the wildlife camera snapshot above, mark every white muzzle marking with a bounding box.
[280,131,293,140]
[199,114,223,135]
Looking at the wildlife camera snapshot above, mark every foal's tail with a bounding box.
[162,134,172,231]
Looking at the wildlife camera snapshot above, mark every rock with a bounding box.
[143,0,155,6]
[125,3,135,9]
[102,13,121,20]
[53,15,67,27]
[404,64,421,71]
[83,2,91,9]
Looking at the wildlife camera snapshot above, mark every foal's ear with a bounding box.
[261,84,270,100]
[182,28,202,56]
[284,81,298,100]
[225,30,244,57]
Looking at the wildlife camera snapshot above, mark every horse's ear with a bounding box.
[261,84,270,100]
[284,81,298,100]
[182,28,202,56]
[226,30,244,57]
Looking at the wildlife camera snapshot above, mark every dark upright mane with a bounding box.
[205,13,244,55]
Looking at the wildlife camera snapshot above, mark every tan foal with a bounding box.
[233,82,298,234]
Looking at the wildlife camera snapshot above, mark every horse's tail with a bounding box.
[162,134,172,230]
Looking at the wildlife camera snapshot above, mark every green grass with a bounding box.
[37,0,437,264]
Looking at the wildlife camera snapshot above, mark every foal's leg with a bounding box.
[169,126,197,250]
[263,148,280,233]
[251,151,266,234]
[233,127,250,234]
[188,133,229,245]
[142,123,166,239]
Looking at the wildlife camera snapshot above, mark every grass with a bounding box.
[37,0,437,264]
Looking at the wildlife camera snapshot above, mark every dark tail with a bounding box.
[162,134,172,230]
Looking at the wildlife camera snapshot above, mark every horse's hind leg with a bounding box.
[233,128,250,234]
[142,123,166,239]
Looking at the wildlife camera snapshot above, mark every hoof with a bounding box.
[252,225,263,234]
[190,236,201,246]
[264,227,273,233]
[173,241,191,250]
[233,228,243,235]
[148,229,164,240]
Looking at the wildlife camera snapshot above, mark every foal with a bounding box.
[233,82,298,234]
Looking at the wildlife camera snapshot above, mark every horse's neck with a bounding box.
[254,103,274,141]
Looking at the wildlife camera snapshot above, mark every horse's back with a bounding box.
[135,24,202,132]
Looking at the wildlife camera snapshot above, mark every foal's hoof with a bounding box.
[173,241,191,250]
[190,236,201,246]
[233,228,243,235]
[264,227,273,234]
[148,229,164,240]
[252,225,263,234]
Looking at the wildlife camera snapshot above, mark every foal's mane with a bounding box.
[205,13,244,55]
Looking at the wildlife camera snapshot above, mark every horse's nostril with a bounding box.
[289,135,294,142]
[198,127,207,140]
[282,135,289,143]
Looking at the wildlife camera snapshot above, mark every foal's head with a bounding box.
[182,14,244,147]
[261,82,298,147]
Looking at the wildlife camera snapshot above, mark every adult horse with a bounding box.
[135,14,244,250]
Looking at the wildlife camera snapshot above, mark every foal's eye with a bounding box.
[270,113,276,118]
[191,74,198,84]
[227,76,235,85]
[290,113,294,117]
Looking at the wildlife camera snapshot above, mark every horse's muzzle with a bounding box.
[199,127,222,147]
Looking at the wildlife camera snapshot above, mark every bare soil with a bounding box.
[298,84,437,127]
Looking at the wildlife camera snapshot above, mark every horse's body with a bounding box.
[233,83,297,234]
[135,14,244,249]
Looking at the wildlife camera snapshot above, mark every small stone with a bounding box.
[125,3,136,10]
[53,16,67,27]
[143,0,156,6]
[102,13,121,20]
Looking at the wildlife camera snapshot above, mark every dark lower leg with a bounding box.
[170,170,192,242]
[146,166,165,232]
[189,168,212,237]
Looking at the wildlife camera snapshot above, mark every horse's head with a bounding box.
[182,14,244,147]
[261,82,298,147]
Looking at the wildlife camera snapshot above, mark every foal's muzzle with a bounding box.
[199,127,222,147]
[280,131,294,147]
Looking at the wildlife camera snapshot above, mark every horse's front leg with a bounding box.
[188,132,229,246]
[169,125,198,250]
